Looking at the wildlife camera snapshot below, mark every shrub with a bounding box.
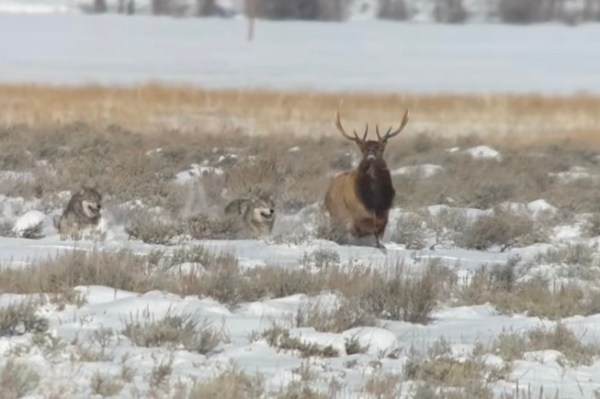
[0,360,40,399]
[122,310,226,354]
[458,209,545,251]
[0,302,48,337]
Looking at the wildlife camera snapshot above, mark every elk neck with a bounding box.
[355,158,395,216]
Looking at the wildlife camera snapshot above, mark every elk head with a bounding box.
[334,109,409,167]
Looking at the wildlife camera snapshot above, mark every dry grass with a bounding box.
[295,296,377,333]
[404,341,497,399]
[487,323,600,367]
[260,325,340,357]
[185,370,264,399]
[2,85,600,146]
[0,248,452,323]
[458,258,600,319]
[0,360,40,399]
[122,309,227,353]
[90,371,124,397]
[2,85,600,218]
[0,301,49,336]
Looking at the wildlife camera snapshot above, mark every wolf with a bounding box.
[54,186,103,239]
[224,196,275,237]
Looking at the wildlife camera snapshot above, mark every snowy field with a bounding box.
[2,135,600,397]
[2,7,600,399]
[1,14,600,94]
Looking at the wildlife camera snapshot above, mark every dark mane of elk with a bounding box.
[355,158,395,217]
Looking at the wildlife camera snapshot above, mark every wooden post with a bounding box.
[247,0,256,41]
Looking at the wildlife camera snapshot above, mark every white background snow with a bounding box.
[0,14,599,94]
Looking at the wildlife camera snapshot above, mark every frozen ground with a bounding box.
[2,187,600,397]
[1,14,600,94]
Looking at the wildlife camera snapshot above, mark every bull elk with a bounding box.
[325,109,409,248]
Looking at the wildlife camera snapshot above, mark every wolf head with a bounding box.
[78,186,102,220]
[250,197,275,223]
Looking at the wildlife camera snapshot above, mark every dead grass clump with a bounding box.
[526,323,599,366]
[365,263,446,324]
[178,253,247,304]
[404,355,493,398]
[584,213,600,237]
[458,209,547,251]
[90,371,124,397]
[149,356,174,389]
[125,215,185,245]
[315,220,351,245]
[241,266,325,300]
[295,297,377,333]
[276,381,329,399]
[362,373,403,399]
[186,213,240,239]
[122,310,226,354]
[0,301,48,336]
[1,248,446,320]
[0,249,153,295]
[0,360,40,399]
[304,248,341,269]
[462,266,599,319]
[393,212,428,249]
[186,370,264,399]
[261,325,339,358]
[126,212,242,244]
[536,243,596,267]
[493,324,600,366]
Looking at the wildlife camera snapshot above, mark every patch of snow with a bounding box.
[0,170,35,183]
[500,199,557,218]
[391,164,444,178]
[552,225,582,242]
[550,166,598,182]
[175,163,224,184]
[1,15,600,95]
[341,327,399,356]
[145,148,162,156]
[12,210,47,238]
[464,145,502,160]
[527,199,557,217]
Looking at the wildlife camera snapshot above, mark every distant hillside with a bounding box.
[1,0,599,25]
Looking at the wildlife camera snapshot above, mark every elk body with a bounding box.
[325,109,409,248]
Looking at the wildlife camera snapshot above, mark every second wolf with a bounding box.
[54,186,103,238]
[224,196,275,237]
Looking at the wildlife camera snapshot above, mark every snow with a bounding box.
[550,166,599,182]
[11,210,47,238]
[391,163,444,178]
[464,145,502,160]
[2,203,600,396]
[1,15,600,94]
[175,163,224,185]
[527,199,558,217]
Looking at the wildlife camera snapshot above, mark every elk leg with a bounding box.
[373,215,383,248]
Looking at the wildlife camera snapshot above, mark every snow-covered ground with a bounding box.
[2,185,600,397]
[1,14,599,94]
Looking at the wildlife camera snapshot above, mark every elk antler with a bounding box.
[335,110,368,143]
[375,110,409,142]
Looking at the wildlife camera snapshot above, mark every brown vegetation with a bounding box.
[1,84,600,146]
